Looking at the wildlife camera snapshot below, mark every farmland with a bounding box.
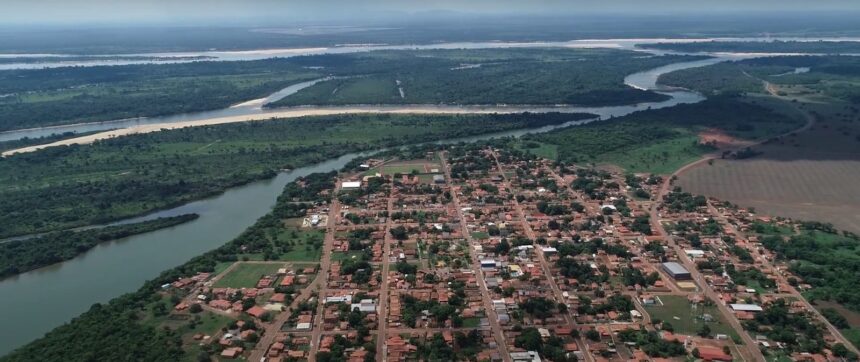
[677,101,860,234]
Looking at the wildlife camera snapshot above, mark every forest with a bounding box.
[520,95,804,173]
[0,112,592,238]
[0,214,198,279]
[660,55,860,103]
[266,48,702,107]
[0,58,323,131]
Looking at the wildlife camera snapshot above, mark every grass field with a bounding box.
[331,251,366,262]
[213,263,284,288]
[645,295,740,341]
[277,228,324,262]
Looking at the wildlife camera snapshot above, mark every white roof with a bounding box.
[730,303,763,312]
[685,249,705,255]
[541,247,558,252]
[296,322,312,330]
[341,181,361,189]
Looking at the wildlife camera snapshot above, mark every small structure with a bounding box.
[341,181,361,189]
[730,304,763,312]
[662,262,691,280]
[432,174,445,184]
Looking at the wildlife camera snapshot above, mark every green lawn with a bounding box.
[277,228,324,261]
[331,251,366,262]
[645,295,740,340]
[462,317,481,328]
[471,232,490,240]
[516,141,559,160]
[213,263,284,288]
[598,135,712,175]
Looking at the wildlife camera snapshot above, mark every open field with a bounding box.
[646,295,741,341]
[212,262,284,288]
[677,102,860,234]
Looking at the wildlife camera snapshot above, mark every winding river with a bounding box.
[0,38,851,355]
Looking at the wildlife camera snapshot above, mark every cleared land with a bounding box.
[677,101,860,234]
[212,263,284,288]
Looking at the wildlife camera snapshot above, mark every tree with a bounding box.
[585,329,600,341]
[697,324,712,338]
[515,328,543,351]
[189,303,203,313]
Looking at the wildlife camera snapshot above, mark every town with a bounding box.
[155,144,858,362]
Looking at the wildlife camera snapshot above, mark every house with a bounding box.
[341,181,361,189]
[246,305,267,318]
[697,346,733,361]
[220,347,243,359]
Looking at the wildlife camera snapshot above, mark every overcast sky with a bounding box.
[4,0,860,26]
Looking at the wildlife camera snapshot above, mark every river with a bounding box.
[0,39,843,355]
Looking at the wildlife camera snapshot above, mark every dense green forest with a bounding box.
[0,112,591,238]
[0,214,198,279]
[642,40,860,54]
[0,58,323,131]
[520,95,804,173]
[267,49,702,107]
[660,55,860,102]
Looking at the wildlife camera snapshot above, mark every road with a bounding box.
[440,152,513,362]
[375,192,395,359]
[488,150,595,361]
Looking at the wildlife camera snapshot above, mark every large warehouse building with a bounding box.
[662,262,692,280]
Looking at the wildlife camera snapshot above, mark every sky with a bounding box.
[3,0,860,26]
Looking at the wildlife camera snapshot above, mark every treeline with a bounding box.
[660,55,860,102]
[0,112,590,238]
[0,168,334,361]
[642,40,860,55]
[522,95,803,168]
[0,214,198,279]
[762,229,860,312]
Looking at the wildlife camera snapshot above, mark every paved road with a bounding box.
[489,151,596,361]
[375,193,395,359]
[440,152,513,362]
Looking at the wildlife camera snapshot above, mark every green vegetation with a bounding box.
[617,329,686,357]
[0,214,198,279]
[521,96,805,173]
[0,166,338,361]
[645,295,739,340]
[212,262,284,288]
[0,112,590,238]
[0,59,324,131]
[762,226,860,312]
[661,55,860,102]
[643,40,860,54]
[742,299,827,354]
[268,48,703,107]
[278,228,324,261]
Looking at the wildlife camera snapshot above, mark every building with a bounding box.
[480,259,497,269]
[351,299,378,313]
[341,181,361,189]
[510,351,541,362]
[662,262,691,280]
[729,304,763,312]
[432,174,445,184]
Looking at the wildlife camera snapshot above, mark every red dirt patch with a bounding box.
[697,128,754,149]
